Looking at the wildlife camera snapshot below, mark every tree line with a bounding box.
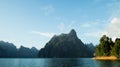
[95,35,120,58]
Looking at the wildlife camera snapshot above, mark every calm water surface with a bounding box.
[0,58,120,67]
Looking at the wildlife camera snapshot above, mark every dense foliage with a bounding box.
[38,29,94,58]
[95,35,120,58]
[111,38,120,58]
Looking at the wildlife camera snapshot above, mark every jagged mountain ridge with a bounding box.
[0,41,38,58]
[38,29,94,58]
[18,46,38,58]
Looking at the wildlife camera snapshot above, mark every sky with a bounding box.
[0,0,120,49]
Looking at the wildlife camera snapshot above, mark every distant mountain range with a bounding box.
[0,29,95,58]
[0,41,38,58]
[38,29,94,58]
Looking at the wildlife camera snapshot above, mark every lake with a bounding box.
[0,58,120,67]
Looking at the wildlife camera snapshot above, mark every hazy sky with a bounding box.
[0,0,120,49]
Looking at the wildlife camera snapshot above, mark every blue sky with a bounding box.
[0,0,120,49]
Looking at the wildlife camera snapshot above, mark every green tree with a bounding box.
[95,35,112,56]
[111,38,120,58]
[95,45,101,56]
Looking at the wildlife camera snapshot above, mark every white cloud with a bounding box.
[111,17,120,24]
[103,17,120,40]
[31,31,55,38]
[99,1,120,41]
[41,5,54,15]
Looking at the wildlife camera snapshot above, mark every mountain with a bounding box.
[86,43,95,55]
[18,46,38,58]
[0,41,17,58]
[0,41,38,58]
[38,29,94,58]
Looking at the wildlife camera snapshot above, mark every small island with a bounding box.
[93,35,120,60]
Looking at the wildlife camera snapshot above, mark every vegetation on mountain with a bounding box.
[38,29,94,58]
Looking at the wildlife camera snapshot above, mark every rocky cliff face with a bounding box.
[38,29,94,58]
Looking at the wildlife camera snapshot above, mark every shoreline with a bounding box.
[92,56,119,60]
